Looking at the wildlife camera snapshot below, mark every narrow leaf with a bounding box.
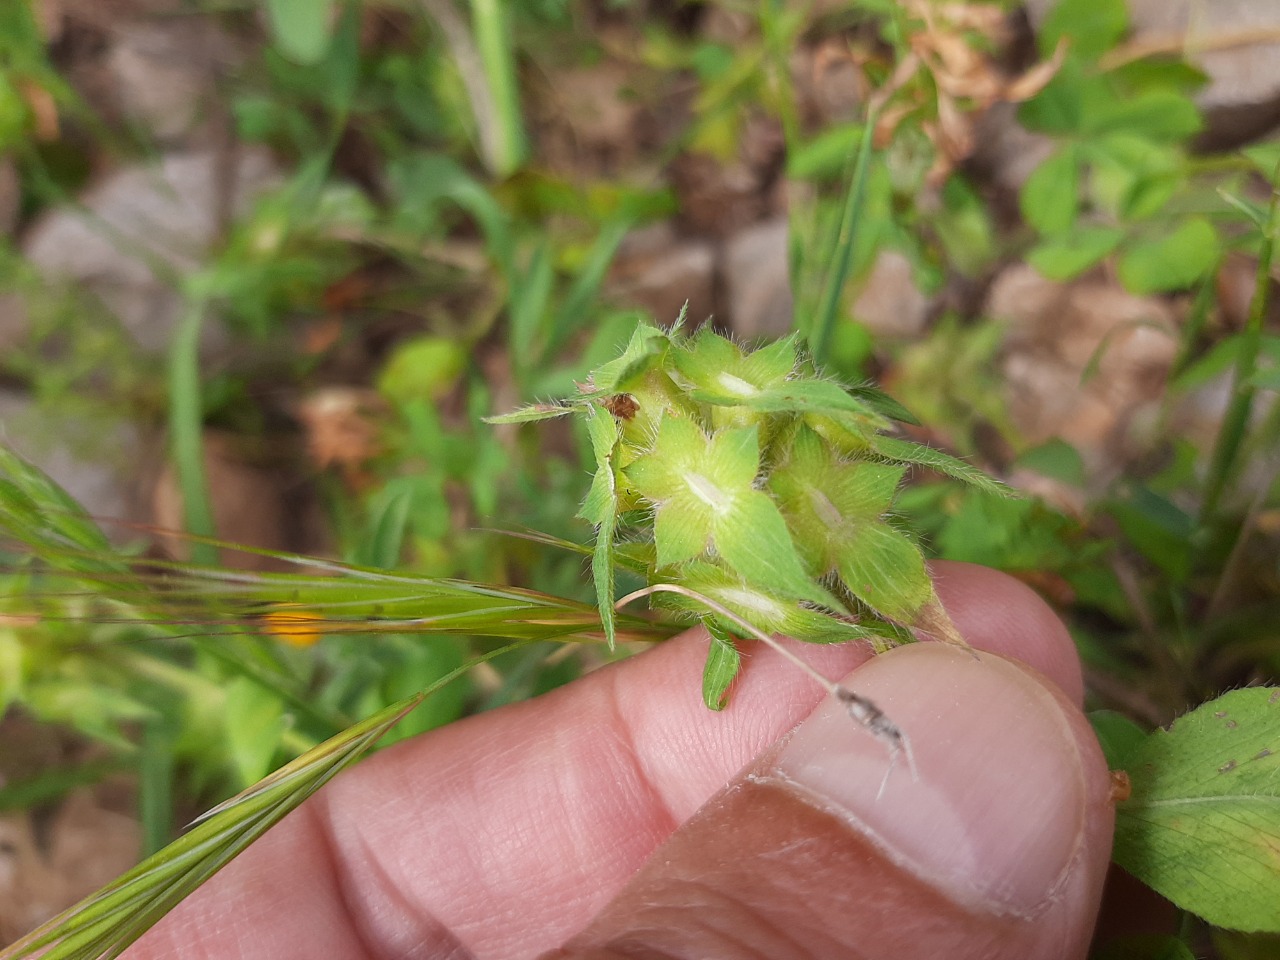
[265,0,336,65]
[579,405,621,649]
[868,436,1009,496]
[483,402,578,424]
[701,619,741,710]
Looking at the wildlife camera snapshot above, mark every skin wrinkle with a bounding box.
[595,676,685,842]
[303,801,380,960]
[613,880,819,959]
[314,797,466,960]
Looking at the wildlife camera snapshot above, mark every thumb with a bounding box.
[541,643,1115,960]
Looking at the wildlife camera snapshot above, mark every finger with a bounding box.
[127,562,1085,960]
[543,643,1114,960]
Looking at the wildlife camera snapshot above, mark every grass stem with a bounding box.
[167,294,218,567]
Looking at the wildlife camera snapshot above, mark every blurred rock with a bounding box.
[0,815,62,944]
[852,249,932,340]
[106,19,238,143]
[609,221,717,326]
[987,265,1181,482]
[792,37,866,126]
[723,216,793,339]
[20,147,280,355]
[669,116,786,238]
[0,388,151,529]
[0,793,140,943]
[532,60,654,176]
[46,789,142,899]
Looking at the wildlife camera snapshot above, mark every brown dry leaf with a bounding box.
[1005,37,1069,102]
[32,0,64,41]
[873,100,919,146]
[300,315,344,356]
[295,387,386,484]
[879,0,1065,173]
[934,90,973,161]
[933,1,1008,39]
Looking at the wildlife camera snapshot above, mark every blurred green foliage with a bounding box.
[1,0,1279,954]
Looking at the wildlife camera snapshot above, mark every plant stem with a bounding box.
[468,0,526,176]
[808,107,879,367]
[1200,161,1280,524]
[167,294,218,567]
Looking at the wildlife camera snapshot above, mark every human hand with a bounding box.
[126,561,1114,960]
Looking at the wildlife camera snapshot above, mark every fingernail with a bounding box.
[769,644,1086,916]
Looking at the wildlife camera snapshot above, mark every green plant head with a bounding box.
[491,319,1004,707]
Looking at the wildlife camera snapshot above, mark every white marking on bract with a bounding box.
[684,471,732,513]
[714,587,786,620]
[807,487,845,529]
[717,372,759,397]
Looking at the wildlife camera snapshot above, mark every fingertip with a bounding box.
[930,560,1084,704]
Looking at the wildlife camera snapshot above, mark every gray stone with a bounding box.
[20,147,280,354]
[609,222,717,327]
[0,388,151,529]
[851,250,931,340]
[986,264,1181,483]
[849,252,931,343]
[106,20,236,142]
[722,216,793,338]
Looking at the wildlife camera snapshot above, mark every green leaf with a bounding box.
[788,125,863,181]
[1106,483,1194,584]
[1089,709,1147,768]
[1039,0,1128,61]
[1118,218,1220,294]
[1018,57,1091,134]
[1021,145,1080,234]
[1082,89,1202,141]
[1085,133,1182,220]
[1243,143,1280,184]
[701,620,741,710]
[378,336,468,407]
[590,322,670,392]
[1027,226,1126,279]
[837,521,933,623]
[224,677,286,787]
[715,490,829,605]
[769,427,902,574]
[653,500,709,567]
[1015,439,1086,487]
[1114,687,1280,933]
[844,385,920,425]
[265,0,336,65]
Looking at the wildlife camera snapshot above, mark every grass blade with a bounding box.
[1200,158,1280,523]
[166,295,217,566]
[807,109,879,367]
